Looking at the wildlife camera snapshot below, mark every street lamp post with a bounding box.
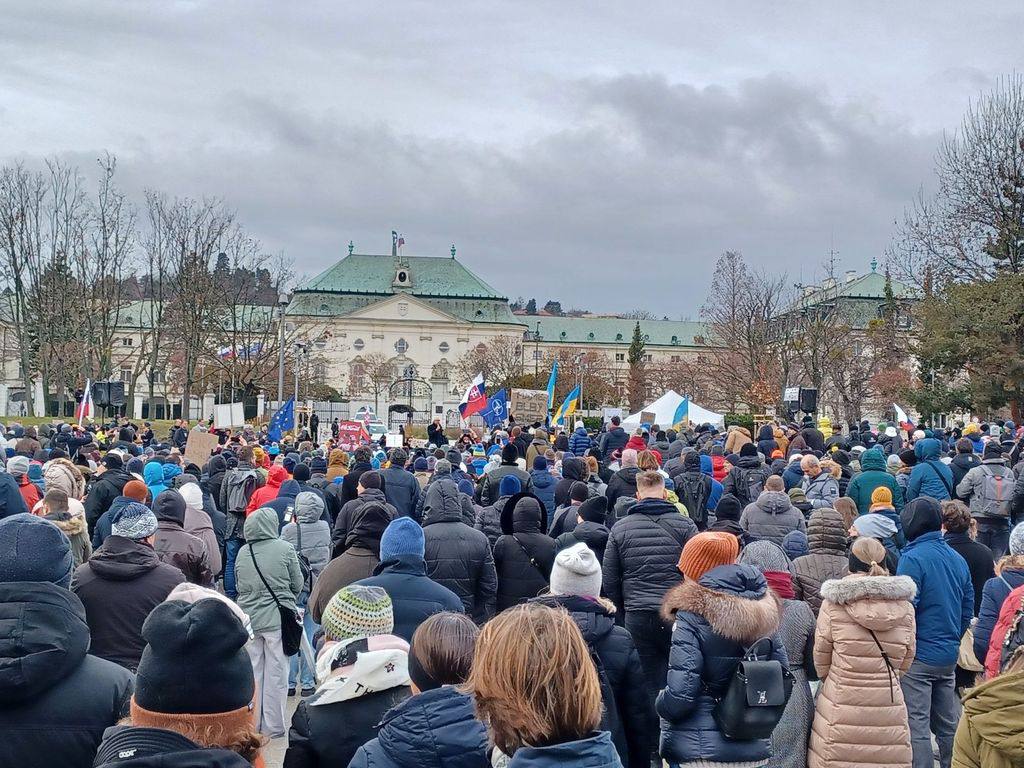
[276,291,289,410]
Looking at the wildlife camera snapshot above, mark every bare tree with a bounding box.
[454,335,525,392]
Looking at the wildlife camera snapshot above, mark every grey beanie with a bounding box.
[111,502,159,540]
[7,455,29,478]
[0,514,74,588]
[549,542,602,598]
[1011,522,1024,557]
[434,459,452,476]
[738,539,793,574]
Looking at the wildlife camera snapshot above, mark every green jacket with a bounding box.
[845,449,904,516]
[953,669,1024,768]
[235,506,303,634]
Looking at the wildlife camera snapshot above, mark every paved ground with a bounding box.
[263,695,301,768]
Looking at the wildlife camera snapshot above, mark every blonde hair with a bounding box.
[850,537,889,576]
[636,470,665,494]
[637,450,660,472]
[467,604,602,756]
[996,554,1024,576]
[833,497,858,531]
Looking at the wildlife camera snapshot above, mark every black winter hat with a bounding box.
[501,443,519,464]
[683,451,701,470]
[135,598,254,714]
[715,493,743,522]
[984,441,1004,460]
[103,453,124,470]
[739,443,758,458]
[900,497,942,542]
[569,481,589,503]
[578,495,608,524]
[898,448,917,467]
[152,489,186,527]
[292,463,311,482]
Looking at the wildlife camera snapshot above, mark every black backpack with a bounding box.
[732,467,766,507]
[676,473,711,526]
[713,637,793,741]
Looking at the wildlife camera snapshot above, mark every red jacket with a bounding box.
[711,455,729,483]
[246,464,287,514]
[17,477,41,510]
[985,582,1024,679]
[625,435,648,453]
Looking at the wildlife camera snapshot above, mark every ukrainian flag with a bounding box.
[546,361,559,410]
[552,384,581,426]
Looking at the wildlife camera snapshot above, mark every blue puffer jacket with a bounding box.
[698,456,724,511]
[143,462,168,502]
[507,731,623,768]
[782,462,804,491]
[530,469,558,526]
[348,685,489,768]
[569,427,593,458]
[906,438,953,501]
[657,564,788,765]
[973,567,1024,661]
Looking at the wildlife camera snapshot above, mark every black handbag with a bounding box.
[713,637,794,741]
[248,546,304,656]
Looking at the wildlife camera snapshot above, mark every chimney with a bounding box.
[845,269,857,283]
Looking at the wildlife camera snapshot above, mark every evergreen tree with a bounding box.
[627,321,646,411]
[525,298,537,315]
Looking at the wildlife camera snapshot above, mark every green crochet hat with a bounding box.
[322,585,394,641]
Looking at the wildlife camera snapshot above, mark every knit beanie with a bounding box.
[293,463,311,482]
[984,441,1005,460]
[0,513,73,588]
[570,481,590,503]
[870,486,893,509]
[533,455,549,471]
[433,459,452,476]
[550,542,602,598]
[578,495,608,524]
[103,453,124,470]
[501,443,519,464]
[122,479,149,502]
[787,487,808,504]
[739,443,758,458]
[1010,522,1024,557]
[782,530,808,561]
[414,457,429,472]
[683,451,701,470]
[323,585,394,641]
[135,598,254,714]
[898,449,917,467]
[498,474,522,497]
[738,539,792,573]
[380,517,425,561]
[714,493,743,522]
[457,478,475,497]
[886,454,902,469]
[678,531,740,581]
[6,455,29,478]
[111,502,159,540]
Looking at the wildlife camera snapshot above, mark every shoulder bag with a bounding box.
[248,545,304,656]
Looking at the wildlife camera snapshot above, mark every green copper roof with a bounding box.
[793,271,917,308]
[296,254,507,300]
[529,316,708,347]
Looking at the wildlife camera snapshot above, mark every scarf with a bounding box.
[764,570,795,599]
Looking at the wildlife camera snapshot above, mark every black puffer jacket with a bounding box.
[348,686,490,768]
[421,480,497,622]
[493,493,557,611]
[792,507,849,616]
[602,497,698,613]
[658,565,787,766]
[0,582,133,768]
[474,495,510,548]
[605,466,640,509]
[94,727,252,767]
[533,595,657,768]
[84,468,132,535]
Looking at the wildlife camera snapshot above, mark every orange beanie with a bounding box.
[678,531,740,581]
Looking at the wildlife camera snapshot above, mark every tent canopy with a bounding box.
[621,390,725,430]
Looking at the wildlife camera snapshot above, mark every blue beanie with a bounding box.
[499,475,522,497]
[380,517,425,562]
[457,478,475,497]
[414,457,429,472]
[0,514,73,588]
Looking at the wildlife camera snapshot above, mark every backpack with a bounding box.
[734,467,766,507]
[224,469,258,516]
[677,473,711,526]
[977,466,1012,517]
[713,637,793,740]
[1000,601,1024,674]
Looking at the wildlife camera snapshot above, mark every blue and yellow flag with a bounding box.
[552,384,581,426]
[672,397,689,429]
[546,361,559,410]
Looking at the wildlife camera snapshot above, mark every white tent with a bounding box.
[621,390,725,429]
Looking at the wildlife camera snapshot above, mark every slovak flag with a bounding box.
[459,373,487,418]
[76,380,94,426]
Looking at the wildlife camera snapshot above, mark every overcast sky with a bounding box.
[1,2,1019,315]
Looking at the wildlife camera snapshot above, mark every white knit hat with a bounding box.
[550,542,602,598]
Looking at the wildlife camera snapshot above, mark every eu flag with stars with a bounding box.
[268,397,295,441]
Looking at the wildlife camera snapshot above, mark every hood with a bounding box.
[530,468,555,488]
[143,462,165,485]
[914,437,942,461]
[43,458,84,497]
[375,686,486,768]
[312,634,410,706]
[753,491,795,516]
[562,457,586,481]
[295,491,325,523]
[757,425,775,441]
[952,453,980,469]
[699,454,714,477]
[500,492,545,535]
[730,426,751,438]
[153,489,187,526]
[0,582,90,702]
[736,455,763,469]
[94,727,251,768]
[574,425,588,437]
[629,497,681,518]
[346,500,392,551]
[206,455,227,477]
[960,670,1024,760]
[276,479,301,499]
[614,466,640,483]
[178,482,204,511]
[820,575,916,631]
[852,512,898,539]
[859,448,887,472]
[901,496,942,541]
[265,464,288,488]
[511,731,620,768]
[161,464,181,483]
[46,512,86,537]
[422,479,465,524]
[89,536,162,580]
[533,594,615,644]
[806,507,847,555]
[243,506,280,542]
[328,449,348,467]
[661,564,781,643]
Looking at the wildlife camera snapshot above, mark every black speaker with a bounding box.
[798,387,818,413]
[108,381,125,407]
[92,382,110,408]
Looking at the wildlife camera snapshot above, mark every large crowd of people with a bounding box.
[3,411,1024,768]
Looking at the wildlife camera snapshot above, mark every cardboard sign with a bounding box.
[409,438,428,449]
[184,430,220,467]
[602,407,623,423]
[639,411,657,427]
[510,389,549,423]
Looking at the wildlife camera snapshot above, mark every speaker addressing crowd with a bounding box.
[4,412,1024,768]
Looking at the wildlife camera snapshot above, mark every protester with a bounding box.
[326,448,349,481]
[220,446,263,599]
[973,522,1024,664]
[605,448,640,508]
[421,479,497,623]
[906,437,954,502]
[792,506,849,615]
[554,495,611,563]
[468,602,621,767]
[354,517,464,641]
[93,598,264,767]
[940,500,994,613]
[179,480,223,577]
[952,646,1024,767]
[603,470,697,707]
[897,497,974,768]
[845,447,905,515]
[348,612,489,768]
[475,443,531,506]
[84,452,132,535]
[721,443,769,510]
[809,537,917,768]
[0,513,133,767]
[332,470,397,556]
[72,501,185,670]
[740,474,807,543]
[152,489,214,586]
[40,488,93,566]
[234,506,303,738]
[381,448,420,518]
[493,492,557,611]
[529,454,557,525]
[801,455,840,509]
[955,441,1015,557]
[707,492,751,545]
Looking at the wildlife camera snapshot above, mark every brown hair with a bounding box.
[636,450,660,472]
[43,488,69,514]
[584,455,599,476]
[237,446,254,464]
[850,537,889,576]
[833,497,857,531]
[996,554,1024,575]
[411,612,479,686]
[467,604,602,755]
[940,499,972,534]
[764,475,784,492]
[128,703,265,764]
[635,470,665,493]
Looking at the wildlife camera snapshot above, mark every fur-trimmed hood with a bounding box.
[661,564,782,644]
[820,574,917,632]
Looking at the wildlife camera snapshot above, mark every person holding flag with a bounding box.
[268,398,295,442]
[459,373,487,421]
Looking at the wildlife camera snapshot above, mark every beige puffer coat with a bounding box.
[724,426,752,454]
[44,458,86,499]
[809,574,917,768]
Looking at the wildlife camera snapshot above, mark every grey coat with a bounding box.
[235,507,303,633]
[740,491,807,544]
[282,492,332,581]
